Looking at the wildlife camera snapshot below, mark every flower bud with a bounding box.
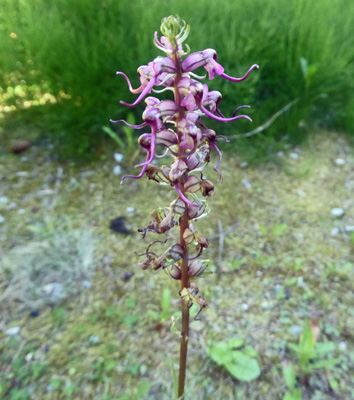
[171,198,186,215]
[187,203,206,220]
[168,264,181,280]
[185,153,200,171]
[202,129,216,142]
[138,133,151,150]
[158,100,178,118]
[183,228,195,245]
[201,179,214,196]
[188,260,208,277]
[169,160,188,181]
[139,258,153,270]
[184,175,201,193]
[167,244,184,261]
[156,130,178,147]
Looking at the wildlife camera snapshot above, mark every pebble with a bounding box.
[114,152,124,163]
[15,171,29,177]
[256,270,263,277]
[335,158,345,166]
[331,208,344,218]
[89,335,99,344]
[82,280,91,289]
[0,196,9,204]
[0,215,5,224]
[241,178,252,189]
[291,325,301,335]
[126,207,135,213]
[25,353,33,362]
[276,151,284,158]
[240,161,248,168]
[275,284,283,292]
[339,341,347,351]
[241,303,249,311]
[331,227,339,236]
[6,326,21,336]
[113,165,122,175]
[289,152,299,160]
[344,226,354,233]
[6,202,16,210]
[297,189,305,196]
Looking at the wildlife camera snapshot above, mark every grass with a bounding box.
[0,128,353,399]
[1,0,354,157]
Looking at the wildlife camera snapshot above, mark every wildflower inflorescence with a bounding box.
[112,15,258,396]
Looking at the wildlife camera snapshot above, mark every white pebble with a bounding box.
[335,158,345,166]
[344,226,354,233]
[113,165,122,175]
[114,152,124,163]
[240,161,248,168]
[6,326,21,336]
[0,196,9,204]
[297,189,305,196]
[291,325,301,335]
[241,303,249,311]
[0,215,5,224]
[339,342,347,351]
[276,151,284,158]
[241,178,252,189]
[331,208,344,218]
[18,209,25,214]
[6,202,17,210]
[15,171,29,177]
[290,152,299,160]
[25,353,33,362]
[256,270,263,277]
[126,207,135,213]
[331,227,339,236]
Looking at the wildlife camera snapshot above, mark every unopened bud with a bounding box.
[184,175,201,193]
[183,228,195,245]
[185,153,200,170]
[156,130,178,147]
[168,264,181,280]
[187,203,206,220]
[171,198,186,215]
[188,260,208,277]
[167,244,184,261]
[138,133,151,149]
[202,129,216,142]
[169,160,188,181]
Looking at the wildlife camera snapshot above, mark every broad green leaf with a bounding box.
[207,342,232,366]
[228,338,244,349]
[243,345,258,357]
[314,342,335,356]
[225,351,261,382]
[283,363,297,390]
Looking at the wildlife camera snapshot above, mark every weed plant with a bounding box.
[1,0,353,158]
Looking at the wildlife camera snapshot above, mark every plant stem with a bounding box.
[178,210,190,399]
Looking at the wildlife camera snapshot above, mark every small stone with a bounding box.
[241,178,252,189]
[89,335,99,344]
[6,202,17,210]
[289,152,299,160]
[339,341,347,351]
[276,151,284,158]
[291,325,301,335]
[21,156,28,162]
[331,227,339,236]
[18,209,25,214]
[335,158,345,166]
[344,226,354,233]
[82,280,91,289]
[240,161,248,168]
[331,208,344,218]
[6,326,21,336]
[0,196,9,204]
[297,189,305,196]
[256,270,263,277]
[30,309,40,317]
[113,165,122,175]
[241,303,249,311]
[25,353,33,362]
[126,207,135,213]
[15,171,29,177]
[0,215,5,224]
[275,284,283,292]
[122,271,134,282]
[11,140,31,154]
[114,152,124,163]
[294,147,301,154]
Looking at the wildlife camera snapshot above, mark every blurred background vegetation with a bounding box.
[1,0,354,159]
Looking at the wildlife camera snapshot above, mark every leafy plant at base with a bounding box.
[207,338,260,382]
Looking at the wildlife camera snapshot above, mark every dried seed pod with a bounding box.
[171,198,186,215]
[183,228,195,245]
[167,244,184,261]
[168,264,182,280]
[188,260,208,277]
[187,203,206,220]
[201,179,214,196]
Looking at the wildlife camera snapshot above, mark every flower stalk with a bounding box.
[112,15,258,398]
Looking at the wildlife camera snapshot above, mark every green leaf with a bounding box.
[310,358,340,371]
[160,288,171,321]
[272,223,288,236]
[314,342,335,356]
[207,342,232,366]
[299,320,315,366]
[243,345,258,357]
[228,338,244,349]
[283,363,297,390]
[284,388,302,400]
[102,126,124,148]
[225,351,261,381]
